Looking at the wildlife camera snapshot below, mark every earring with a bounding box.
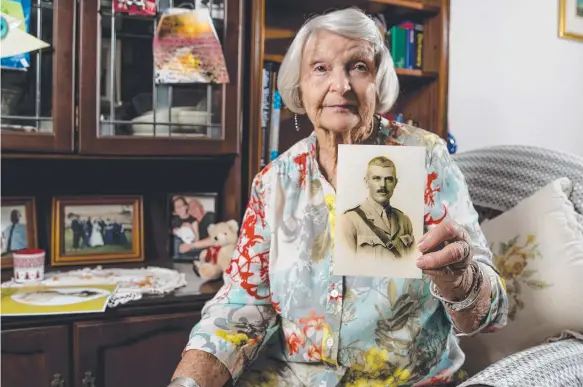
[294,113,300,132]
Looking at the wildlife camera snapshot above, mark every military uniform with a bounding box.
[338,198,415,260]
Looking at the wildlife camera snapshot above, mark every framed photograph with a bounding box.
[1,197,38,269]
[334,145,426,279]
[168,193,218,262]
[51,196,144,266]
[559,0,583,42]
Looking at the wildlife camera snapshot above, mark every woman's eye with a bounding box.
[314,65,327,73]
[354,62,368,72]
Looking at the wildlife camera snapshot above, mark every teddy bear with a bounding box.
[193,219,239,282]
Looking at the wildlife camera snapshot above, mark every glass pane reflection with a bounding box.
[1,0,54,134]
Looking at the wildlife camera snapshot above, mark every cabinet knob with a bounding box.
[82,371,96,387]
[50,373,65,387]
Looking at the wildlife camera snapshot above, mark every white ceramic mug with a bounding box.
[13,249,45,283]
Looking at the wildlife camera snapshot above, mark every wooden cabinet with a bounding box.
[73,312,200,387]
[1,266,220,387]
[1,325,70,387]
[2,0,244,157]
[1,313,200,387]
[77,0,243,156]
[0,0,75,153]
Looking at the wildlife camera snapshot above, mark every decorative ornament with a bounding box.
[446,132,458,154]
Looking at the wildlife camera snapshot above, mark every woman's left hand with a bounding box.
[415,220,473,295]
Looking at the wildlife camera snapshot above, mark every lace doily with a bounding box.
[1,266,187,308]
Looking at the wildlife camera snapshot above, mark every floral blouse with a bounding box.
[184,120,509,387]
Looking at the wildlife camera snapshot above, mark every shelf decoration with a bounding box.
[0,0,49,70]
[153,7,229,84]
[1,266,187,308]
[114,0,156,16]
[559,0,583,42]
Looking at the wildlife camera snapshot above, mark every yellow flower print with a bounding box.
[324,194,336,241]
[215,329,249,346]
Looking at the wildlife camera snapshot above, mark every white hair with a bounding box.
[277,7,399,115]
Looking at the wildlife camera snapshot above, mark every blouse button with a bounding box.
[330,289,339,298]
[326,338,334,347]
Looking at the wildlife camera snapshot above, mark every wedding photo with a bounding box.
[168,193,217,261]
[334,145,426,279]
[52,196,144,266]
[1,197,37,269]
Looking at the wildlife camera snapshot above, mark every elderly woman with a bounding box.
[169,7,508,387]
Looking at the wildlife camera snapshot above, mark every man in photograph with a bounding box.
[1,209,27,255]
[339,156,415,260]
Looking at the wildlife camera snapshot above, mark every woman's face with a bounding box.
[300,30,377,135]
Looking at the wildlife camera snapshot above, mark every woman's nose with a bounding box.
[329,69,351,95]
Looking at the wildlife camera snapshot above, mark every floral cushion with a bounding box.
[460,177,583,376]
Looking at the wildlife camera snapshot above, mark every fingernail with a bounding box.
[417,240,428,251]
[416,257,426,269]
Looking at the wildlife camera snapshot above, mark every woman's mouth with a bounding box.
[325,105,357,112]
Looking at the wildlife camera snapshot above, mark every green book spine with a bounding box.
[390,26,406,68]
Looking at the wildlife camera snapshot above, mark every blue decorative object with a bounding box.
[1,0,32,71]
[446,132,457,154]
[0,16,9,40]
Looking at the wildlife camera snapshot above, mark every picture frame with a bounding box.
[51,196,144,266]
[1,197,38,269]
[168,192,218,262]
[559,0,583,42]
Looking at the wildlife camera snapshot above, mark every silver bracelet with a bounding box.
[168,376,201,387]
[430,261,483,312]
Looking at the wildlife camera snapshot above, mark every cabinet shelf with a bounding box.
[265,27,296,39]
[395,68,438,78]
[264,54,284,63]
[369,0,441,12]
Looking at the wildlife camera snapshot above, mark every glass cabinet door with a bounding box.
[1,0,75,152]
[78,0,242,156]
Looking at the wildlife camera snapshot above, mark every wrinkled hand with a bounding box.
[416,220,473,290]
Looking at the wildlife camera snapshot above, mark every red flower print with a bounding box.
[270,293,282,314]
[298,311,325,337]
[225,196,270,300]
[284,327,306,356]
[424,172,448,225]
[304,344,322,361]
[293,152,309,188]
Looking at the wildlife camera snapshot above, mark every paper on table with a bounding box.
[1,284,118,316]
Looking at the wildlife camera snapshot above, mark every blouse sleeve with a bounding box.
[425,138,509,336]
[183,173,279,381]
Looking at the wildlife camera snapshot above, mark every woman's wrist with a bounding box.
[432,264,475,302]
[172,349,231,387]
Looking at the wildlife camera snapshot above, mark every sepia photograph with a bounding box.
[334,145,426,279]
[168,193,218,262]
[1,197,38,269]
[51,196,144,266]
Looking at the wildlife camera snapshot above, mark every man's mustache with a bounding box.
[377,189,388,194]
